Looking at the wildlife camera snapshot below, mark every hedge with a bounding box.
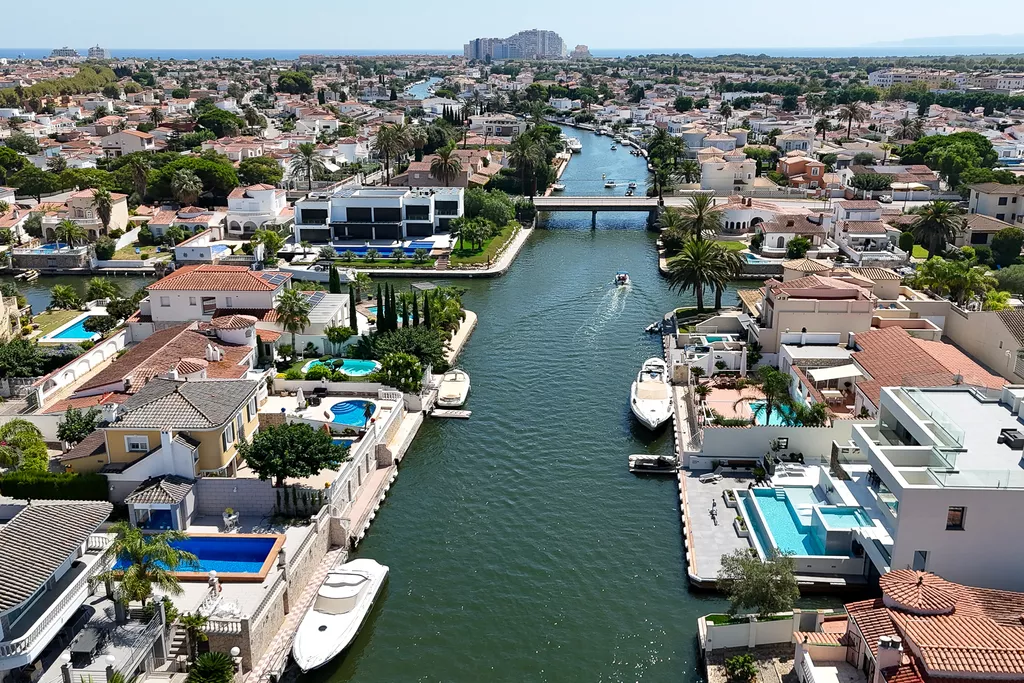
[0,471,108,501]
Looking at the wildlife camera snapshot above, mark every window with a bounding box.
[999,196,1008,206]
[189,297,197,306]
[235,413,244,438]
[222,423,236,451]
[160,296,170,307]
[946,506,966,530]
[125,435,150,452]
[970,232,989,245]
[997,214,1006,221]
[225,297,233,308]
[912,550,928,571]
[246,397,257,421]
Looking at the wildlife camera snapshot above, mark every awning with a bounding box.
[808,364,864,382]
[889,182,929,191]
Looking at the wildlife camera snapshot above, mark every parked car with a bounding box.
[879,195,893,203]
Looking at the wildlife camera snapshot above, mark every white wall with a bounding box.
[690,420,870,466]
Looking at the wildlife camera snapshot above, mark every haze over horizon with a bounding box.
[6,0,1021,52]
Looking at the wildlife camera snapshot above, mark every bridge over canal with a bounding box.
[532,196,662,228]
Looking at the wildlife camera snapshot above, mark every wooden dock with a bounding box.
[431,409,472,419]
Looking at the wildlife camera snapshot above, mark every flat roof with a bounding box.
[916,389,1023,473]
[782,345,854,360]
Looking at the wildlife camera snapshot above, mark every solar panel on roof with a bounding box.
[261,273,288,286]
[303,291,326,307]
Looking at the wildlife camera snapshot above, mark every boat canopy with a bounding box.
[314,572,369,615]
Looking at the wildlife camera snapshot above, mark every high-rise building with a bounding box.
[464,29,565,60]
[49,47,81,59]
[87,45,111,60]
[570,45,592,60]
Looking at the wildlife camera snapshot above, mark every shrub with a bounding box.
[725,654,758,683]
[186,652,234,683]
[304,364,332,381]
[283,368,304,380]
[898,231,915,254]
[0,471,108,500]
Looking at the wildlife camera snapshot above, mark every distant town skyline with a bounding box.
[4,0,1019,52]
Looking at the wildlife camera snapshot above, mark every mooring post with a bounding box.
[591,210,597,229]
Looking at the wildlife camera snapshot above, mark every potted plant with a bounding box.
[222,507,239,529]
[733,515,749,538]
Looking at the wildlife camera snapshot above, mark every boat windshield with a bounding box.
[314,573,368,615]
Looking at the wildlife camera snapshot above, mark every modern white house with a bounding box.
[100,130,155,157]
[851,384,1024,590]
[967,182,1024,226]
[225,184,293,238]
[467,113,525,137]
[293,185,464,243]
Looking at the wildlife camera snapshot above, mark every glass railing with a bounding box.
[895,388,965,448]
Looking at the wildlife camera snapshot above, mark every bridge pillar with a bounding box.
[592,211,597,229]
[647,207,662,231]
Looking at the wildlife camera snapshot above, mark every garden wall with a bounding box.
[687,420,873,468]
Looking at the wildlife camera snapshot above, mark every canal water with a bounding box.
[308,127,739,682]
[5,274,152,314]
[405,77,442,101]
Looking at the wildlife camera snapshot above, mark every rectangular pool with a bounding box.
[114,534,285,582]
[49,316,100,342]
[819,507,873,529]
[749,401,797,426]
[747,488,823,555]
[744,488,872,557]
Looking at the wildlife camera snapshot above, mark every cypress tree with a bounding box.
[423,290,432,328]
[389,285,398,330]
[401,295,409,328]
[376,284,384,329]
[328,265,341,294]
[412,293,419,327]
[348,286,358,330]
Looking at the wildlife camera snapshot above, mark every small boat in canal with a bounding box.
[610,144,617,150]
[551,183,566,191]
[628,181,637,189]
[628,454,679,474]
[614,271,630,286]
[630,358,673,430]
[15,270,39,282]
[291,558,389,672]
[604,180,616,188]
[437,368,471,408]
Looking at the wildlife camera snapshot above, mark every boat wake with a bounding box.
[574,285,630,343]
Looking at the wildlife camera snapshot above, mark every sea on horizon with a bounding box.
[2,46,1023,61]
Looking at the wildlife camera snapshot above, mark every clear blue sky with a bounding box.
[5,0,1020,50]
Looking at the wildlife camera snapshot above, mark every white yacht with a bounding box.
[437,369,471,408]
[630,358,673,430]
[565,137,583,153]
[291,558,389,672]
[551,183,566,191]
[604,180,616,188]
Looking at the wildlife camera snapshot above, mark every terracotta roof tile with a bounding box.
[148,264,290,292]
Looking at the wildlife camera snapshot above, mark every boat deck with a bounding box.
[432,409,472,419]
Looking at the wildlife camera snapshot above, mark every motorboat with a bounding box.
[625,189,634,196]
[630,358,673,430]
[291,558,389,672]
[610,144,617,150]
[628,181,637,189]
[615,271,630,286]
[645,321,663,334]
[604,180,616,188]
[565,137,583,153]
[551,183,566,192]
[437,368,471,408]
[15,270,39,282]
[628,454,679,474]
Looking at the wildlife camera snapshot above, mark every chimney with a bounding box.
[873,637,904,682]
[101,402,119,424]
[166,367,179,381]
[818,212,825,225]
[847,331,857,350]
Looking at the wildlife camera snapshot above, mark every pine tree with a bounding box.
[328,265,341,294]
[423,290,432,328]
[412,293,419,327]
[348,286,358,330]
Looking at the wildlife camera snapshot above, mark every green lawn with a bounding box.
[32,309,81,336]
[111,243,163,260]
[449,224,518,266]
[912,245,928,259]
[714,240,746,252]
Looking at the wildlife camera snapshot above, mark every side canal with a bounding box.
[307,127,737,682]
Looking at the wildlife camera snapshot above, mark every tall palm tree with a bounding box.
[148,108,163,127]
[275,287,311,354]
[762,93,773,116]
[243,106,263,134]
[892,116,924,141]
[656,207,684,231]
[170,169,202,205]
[429,145,463,186]
[719,102,732,129]
[665,238,733,313]
[407,126,428,162]
[880,142,894,165]
[814,117,831,145]
[679,159,701,184]
[751,366,794,427]
[839,101,868,140]
[289,142,327,190]
[371,124,409,186]
[785,401,831,427]
[96,522,198,605]
[91,188,113,233]
[508,134,542,199]
[127,155,150,198]
[55,219,87,248]
[678,192,722,241]
[911,201,963,259]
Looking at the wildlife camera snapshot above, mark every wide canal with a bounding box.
[309,126,738,682]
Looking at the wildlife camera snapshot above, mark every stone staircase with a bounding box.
[434,252,450,270]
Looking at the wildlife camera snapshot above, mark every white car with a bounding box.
[879,194,893,203]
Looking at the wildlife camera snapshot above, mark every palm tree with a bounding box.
[839,101,868,140]
[429,144,463,186]
[127,155,150,198]
[92,188,114,233]
[274,288,312,355]
[751,366,793,427]
[719,102,732,129]
[148,108,163,127]
[55,219,87,248]
[693,383,712,403]
[96,522,198,605]
[814,117,831,145]
[508,134,542,199]
[665,238,734,313]
[87,277,120,301]
[170,169,202,206]
[365,248,380,263]
[679,192,722,241]
[299,240,312,258]
[372,124,409,186]
[679,159,701,184]
[911,201,963,259]
[243,106,263,134]
[657,207,684,232]
[48,284,81,310]
[785,402,831,427]
[290,142,327,190]
[407,126,428,162]
[892,116,924,141]
[761,93,773,116]
[179,613,209,662]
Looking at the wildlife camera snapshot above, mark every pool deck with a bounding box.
[38,307,108,344]
[679,471,754,587]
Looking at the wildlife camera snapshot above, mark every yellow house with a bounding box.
[68,377,260,477]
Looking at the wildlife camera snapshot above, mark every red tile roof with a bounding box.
[148,265,290,292]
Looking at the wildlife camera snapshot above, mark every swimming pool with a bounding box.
[749,401,797,426]
[335,241,435,257]
[703,334,736,343]
[332,437,356,449]
[819,507,873,529]
[747,488,823,555]
[49,316,100,341]
[743,253,776,264]
[113,534,284,580]
[302,358,380,377]
[367,306,379,315]
[330,399,377,427]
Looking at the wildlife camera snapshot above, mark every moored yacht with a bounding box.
[291,558,389,672]
[437,368,471,407]
[628,454,679,474]
[551,183,566,191]
[630,358,672,430]
[565,137,583,153]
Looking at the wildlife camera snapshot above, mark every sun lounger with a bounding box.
[699,473,722,483]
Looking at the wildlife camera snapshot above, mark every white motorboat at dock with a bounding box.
[291,558,389,672]
[437,368,471,408]
[630,358,673,430]
[628,454,679,474]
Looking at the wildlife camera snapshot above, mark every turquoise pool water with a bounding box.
[302,358,380,376]
[332,437,356,449]
[749,401,797,426]
[703,335,734,343]
[368,306,379,315]
[51,317,99,341]
[748,488,822,555]
[330,399,376,427]
[114,536,277,574]
[743,253,775,264]
[819,507,872,529]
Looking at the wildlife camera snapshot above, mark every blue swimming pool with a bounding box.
[743,253,775,264]
[335,241,435,257]
[332,437,356,449]
[50,317,100,341]
[749,401,797,426]
[703,334,735,343]
[114,535,279,575]
[367,306,378,315]
[302,358,380,376]
[747,488,823,555]
[819,507,873,529]
[330,399,377,427]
